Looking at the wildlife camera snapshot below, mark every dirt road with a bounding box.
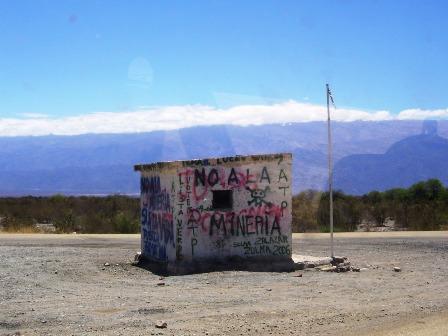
[1,232,447,335]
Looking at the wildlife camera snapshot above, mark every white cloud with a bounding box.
[397,108,448,120]
[19,113,50,119]
[0,100,446,137]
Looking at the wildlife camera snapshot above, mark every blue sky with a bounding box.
[1,0,448,124]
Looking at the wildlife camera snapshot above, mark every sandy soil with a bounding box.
[0,232,447,336]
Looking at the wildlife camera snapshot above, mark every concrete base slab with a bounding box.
[136,256,296,275]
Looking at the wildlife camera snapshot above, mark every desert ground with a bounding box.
[1,232,447,336]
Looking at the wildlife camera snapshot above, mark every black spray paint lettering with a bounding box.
[194,168,220,187]
[279,186,289,196]
[209,213,281,236]
[259,167,270,184]
[281,201,288,217]
[278,169,288,182]
[191,238,198,256]
[227,168,240,186]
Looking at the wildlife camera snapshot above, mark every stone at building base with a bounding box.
[292,254,333,270]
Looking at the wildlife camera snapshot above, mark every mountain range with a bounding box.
[1,120,447,196]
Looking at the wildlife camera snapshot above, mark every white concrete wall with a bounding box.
[174,154,292,262]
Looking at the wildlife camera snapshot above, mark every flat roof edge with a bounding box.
[134,152,292,171]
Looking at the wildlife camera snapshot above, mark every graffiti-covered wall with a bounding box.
[139,169,176,262]
[135,153,292,264]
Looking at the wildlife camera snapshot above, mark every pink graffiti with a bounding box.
[162,212,173,221]
[186,208,211,231]
[237,203,284,220]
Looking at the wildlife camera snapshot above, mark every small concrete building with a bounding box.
[134,153,293,273]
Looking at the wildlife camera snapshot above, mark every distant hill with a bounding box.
[0,120,447,196]
[334,121,448,194]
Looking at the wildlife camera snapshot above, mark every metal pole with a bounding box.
[326,84,334,258]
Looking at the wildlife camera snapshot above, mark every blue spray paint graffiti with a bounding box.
[141,176,174,261]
